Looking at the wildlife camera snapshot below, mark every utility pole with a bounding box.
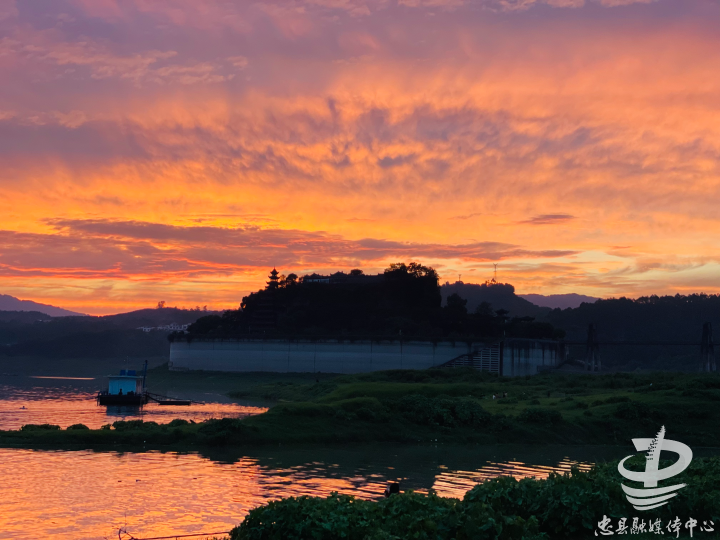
[585,323,600,372]
[701,322,715,372]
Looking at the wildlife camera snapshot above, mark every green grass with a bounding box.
[146,362,339,399]
[3,368,720,449]
[224,368,720,447]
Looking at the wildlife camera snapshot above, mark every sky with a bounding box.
[1,0,720,315]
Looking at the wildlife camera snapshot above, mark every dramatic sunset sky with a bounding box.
[1,0,719,315]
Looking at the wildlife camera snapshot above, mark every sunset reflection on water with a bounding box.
[0,385,267,430]
[0,385,619,540]
[0,448,597,540]
[431,459,593,499]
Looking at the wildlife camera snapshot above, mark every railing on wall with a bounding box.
[438,342,502,373]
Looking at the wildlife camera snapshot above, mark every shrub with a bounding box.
[168,419,190,427]
[517,408,562,426]
[112,420,146,431]
[66,424,90,430]
[355,407,378,422]
[612,401,652,421]
[231,491,543,540]
[395,395,490,428]
[232,493,377,540]
[603,396,630,404]
[20,424,61,431]
[197,418,247,445]
[334,409,356,421]
[275,402,334,417]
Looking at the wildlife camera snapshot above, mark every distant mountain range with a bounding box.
[518,293,600,310]
[440,283,600,315]
[0,306,222,358]
[0,290,601,320]
[0,294,85,317]
[441,282,548,318]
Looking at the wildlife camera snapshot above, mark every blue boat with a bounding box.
[97,361,149,406]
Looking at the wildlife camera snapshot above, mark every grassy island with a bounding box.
[3,368,720,449]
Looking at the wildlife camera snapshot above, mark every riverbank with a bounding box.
[230,455,720,540]
[2,368,720,448]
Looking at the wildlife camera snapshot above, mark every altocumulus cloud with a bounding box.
[520,214,576,225]
[0,220,579,280]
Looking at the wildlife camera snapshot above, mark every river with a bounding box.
[0,377,713,540]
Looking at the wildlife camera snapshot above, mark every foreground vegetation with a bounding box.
[4,368,720,448]
[230,456,720,539]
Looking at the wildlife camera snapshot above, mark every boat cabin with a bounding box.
[108,370,144,395]
[97,364,148,405]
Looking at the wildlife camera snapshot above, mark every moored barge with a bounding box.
[97,361,149,406]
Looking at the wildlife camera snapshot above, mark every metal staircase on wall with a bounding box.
[439,343,501,373]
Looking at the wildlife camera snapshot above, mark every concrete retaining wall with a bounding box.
[502,339,560,377]
[169,339,563,375]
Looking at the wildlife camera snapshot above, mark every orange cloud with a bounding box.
[1,0,719,313]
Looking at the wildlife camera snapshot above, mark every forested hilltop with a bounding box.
[543,294,720,371]
[185,264,720,371]
[186,263,563,340]
[545,294,720,341]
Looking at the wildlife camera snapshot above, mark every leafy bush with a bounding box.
[355,407,379,422]
[231,491,543,540]
[574,402,589,410]
[395,395,491,428]
[334,409,356,421]
[168,419,190,427]
[603,396,631,404]
[112,420,146,431]
[681,388,720,401]
[274,402,334,417]
[333,397,389,422]
[612,401,652,421]
[20,424,61,431]
[111,420,161,431]
[66,424,90,430]
[682,407,712,420]
[197,418,247,445]
[517,408,562,426]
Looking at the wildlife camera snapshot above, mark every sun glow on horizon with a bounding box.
[1,0,720,314]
